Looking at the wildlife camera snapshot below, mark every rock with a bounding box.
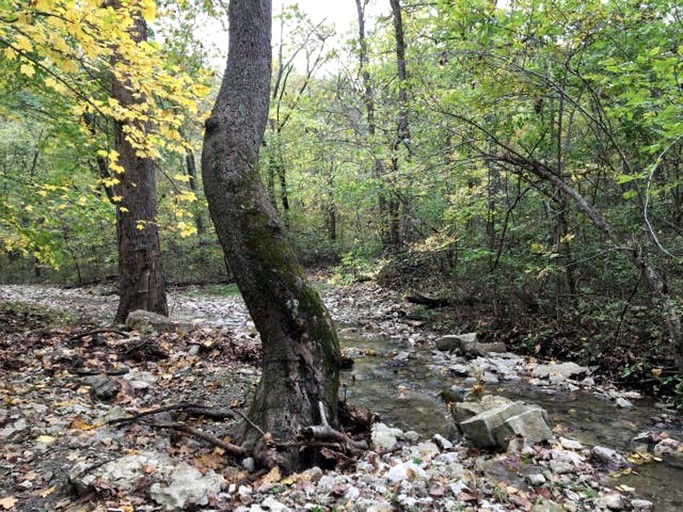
[451,402,484,424]
[433,433,453,450]
[387,461,426,483]
[596,493,624,510]
[459,399,554,451]
[371,423,403,451]
[531,362,588,383]
[88,375,121,402]
[525,473,546,485]
[69,451,175,494]
[615,397,633,408]
[591,446,628,469]
[125,310,193,334]
[259,496,290,512]
[471,342,507,356]
[436,333,506,357]
[531,499,566,512]
[403,430,420,443]
[149,463,225,510]
[408,441,440,460]
[242,457,255,472]
[436,333,478,352]
[393,351,412,362]
[630,499,654,511]
[559,437,584,451]
[481,372,500,384]
[440,386,468,404]
[447,364,470,377]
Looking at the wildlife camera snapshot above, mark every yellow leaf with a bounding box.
[70,416,100,431]
[140,0,156,21]
[36,435,56,444]
[20,63,36,78]
[191,83,211,96]
[39,485,56,498]
[261,466,281,484]
[0,496,17,510]
[4,47,17,60]
[14,35,33,53]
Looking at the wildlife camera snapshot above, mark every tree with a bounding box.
[201,0,341,471]
[0,0,211,308]
[109,0,167,323]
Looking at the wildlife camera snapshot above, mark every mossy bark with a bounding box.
[200,0,341,471]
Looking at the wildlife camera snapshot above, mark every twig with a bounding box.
[234,410,266,437]
[108,402,236,426]
[643,135,683,262]
[149,420,247,459]
[69,328,129,343]
[73,366,130,376]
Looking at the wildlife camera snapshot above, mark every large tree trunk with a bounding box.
[111,3,167,324]
[201,0,341,471]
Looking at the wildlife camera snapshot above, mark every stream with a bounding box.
[2,283,682,509]
[339,330,683,511]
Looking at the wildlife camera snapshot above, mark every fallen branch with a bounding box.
[69,328,129,343]
[148,419,247,459]
[234,410,267,437]
[405,294,451,308]
[108,402,236,426]
[72,366,130,376]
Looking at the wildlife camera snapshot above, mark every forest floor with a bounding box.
[0,277,682,511]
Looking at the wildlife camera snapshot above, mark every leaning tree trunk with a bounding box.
[201,0,341,472]
[501,152,683,372]
[111,2,167,324]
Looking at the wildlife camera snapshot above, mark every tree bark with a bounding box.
[201,0,341,471]
[111,2,167,324]
[388,0,410,248]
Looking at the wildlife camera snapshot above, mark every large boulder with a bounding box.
[150,462,225,510]
[436,333,506,357]
[531,362,589,383]
[125,310,193,334]
[457,397,554,451]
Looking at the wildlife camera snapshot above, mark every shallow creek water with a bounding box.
[339,332,683,511]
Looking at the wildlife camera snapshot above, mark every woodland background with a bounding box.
[1,0,682,401]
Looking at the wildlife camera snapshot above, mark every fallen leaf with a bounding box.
[616,484,636,492]
[261,466,281,484]
[39,486,56,498]
[36,435,56,444]
[0,496,17,510]
[70,416,98,430]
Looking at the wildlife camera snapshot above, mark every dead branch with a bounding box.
[69,328,129,343]
[148,420,247,459]
[73,366,130,376]
[234,410,267,437]
[108,402,236,426]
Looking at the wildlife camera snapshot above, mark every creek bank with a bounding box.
[1,281,681,511]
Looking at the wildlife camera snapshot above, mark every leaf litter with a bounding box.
[0,279,679,511]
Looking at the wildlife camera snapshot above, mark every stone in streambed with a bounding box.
[458,398,554,451]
